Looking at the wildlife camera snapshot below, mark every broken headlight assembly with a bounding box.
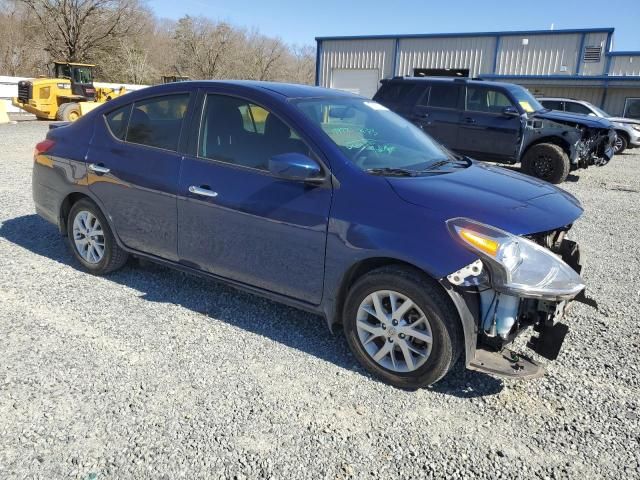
[447,217,585,300]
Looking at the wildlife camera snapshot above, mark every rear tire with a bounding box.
[57,102,82,122]
[342,266,462,389]
[614,134,628,154]
[521,143,570,184]
[67,199,128,275]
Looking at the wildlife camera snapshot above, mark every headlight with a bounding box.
[447,218,584,300]
[631,124,640,132]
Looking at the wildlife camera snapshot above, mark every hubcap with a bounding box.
[69,110,80,121]
[614,137,623,152]
[72,210,105,264]
[533,154,554,179]
[356,290,433,373]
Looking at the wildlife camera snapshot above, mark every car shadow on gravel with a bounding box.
[1,214,504,397]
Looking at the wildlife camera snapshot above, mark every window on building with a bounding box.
[465,87,515,113]
[624,98,640,120]
[126,94,190,151]
[427,85,460,109]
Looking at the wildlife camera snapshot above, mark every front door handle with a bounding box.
[189,185,218,198]
[88,163,110,174]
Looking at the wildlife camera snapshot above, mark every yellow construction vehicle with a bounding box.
[12,62,127,121]
[161,75,190,83]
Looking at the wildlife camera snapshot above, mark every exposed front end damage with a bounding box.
[527,112,616,170]
[444,222,585,380]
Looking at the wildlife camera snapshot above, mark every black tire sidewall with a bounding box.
[67,199,118,274]
[522,143,569,184]
[343,270,457,389]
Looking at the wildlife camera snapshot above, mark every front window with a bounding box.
[507,85,544,113]
[72,67,93,84]
[294,97,461,175]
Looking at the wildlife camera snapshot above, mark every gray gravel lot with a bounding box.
[1,120,639,479]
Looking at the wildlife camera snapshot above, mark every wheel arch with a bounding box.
[327,256,478,365]
[521,135,571,159]
[58,191,123,249]
[615,129,630,142]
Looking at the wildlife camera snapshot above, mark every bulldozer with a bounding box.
[12,61,127,121]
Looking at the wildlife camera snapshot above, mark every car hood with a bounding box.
[607,116,640,125]
[387,162,583,235]
[533,110,613,129]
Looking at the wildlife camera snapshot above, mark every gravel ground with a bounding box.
[1,120,639,479]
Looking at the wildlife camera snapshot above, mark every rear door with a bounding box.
[177,90,332,304]
[86,92,192,261]
[409,83,462,148]
[457,86,522,161]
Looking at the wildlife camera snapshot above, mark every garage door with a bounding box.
[330,69,380,98]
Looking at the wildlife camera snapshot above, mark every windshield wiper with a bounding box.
[366,167,417,177]
[421,159,453,171]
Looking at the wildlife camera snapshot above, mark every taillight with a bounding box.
[34,139,55,157]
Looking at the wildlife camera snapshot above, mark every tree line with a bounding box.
[0,0,316,85]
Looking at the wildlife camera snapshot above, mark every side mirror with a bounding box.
[503,106,520,117]
[268,153,323,182]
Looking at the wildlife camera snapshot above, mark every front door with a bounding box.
[177,93,332,304]
[457,86,522,161]
[86,93,192,261]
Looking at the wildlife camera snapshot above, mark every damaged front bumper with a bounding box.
[444,230,585,380]
[570,127,616,169]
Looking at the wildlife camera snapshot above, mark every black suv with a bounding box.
[373,77,615,183]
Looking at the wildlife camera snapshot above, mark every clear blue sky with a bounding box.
[151,0,639,51]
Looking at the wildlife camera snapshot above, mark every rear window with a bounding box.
[427,85,460,109]
[541,100,564,111]
[375,83,416,103]
[126,94,190,151]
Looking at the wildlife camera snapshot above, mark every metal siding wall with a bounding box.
[496,33,581,75]
[318,39,395,88]
[609,56,640,76]
[519,84,604,105]
[396,36,496,77]
[603,88,640,116]
[580,32,609,75]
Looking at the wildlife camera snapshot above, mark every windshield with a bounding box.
[507,85,545,113]
[589,104,610,117]
[294,97,460,174]
[72,66,93,84]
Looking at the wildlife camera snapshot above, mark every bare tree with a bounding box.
[18,0,143,62]
[245,31,287,81]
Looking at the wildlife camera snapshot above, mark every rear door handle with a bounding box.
[189,185,218,198]
[464,117,476,124]
[88,163,110,174]
[412,112,429,119]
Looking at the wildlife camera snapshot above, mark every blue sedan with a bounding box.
[32,81,585,388]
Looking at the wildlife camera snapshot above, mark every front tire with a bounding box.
[521,143,570,184]
[67,199,128,275]
[614,134,628,154]
[343,266,462,389]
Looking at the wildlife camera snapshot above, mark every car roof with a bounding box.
[383,76,518,89]
[125,80,356,100]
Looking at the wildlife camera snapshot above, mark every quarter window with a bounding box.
[466,88,515,113]
[428,85,460,109]
[126,94,190,151]
[105,104,131,141]
[199,94,308,171]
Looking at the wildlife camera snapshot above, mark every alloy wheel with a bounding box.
[72,210,105,264]
[614,136,623,153]
[356,290,433,373]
